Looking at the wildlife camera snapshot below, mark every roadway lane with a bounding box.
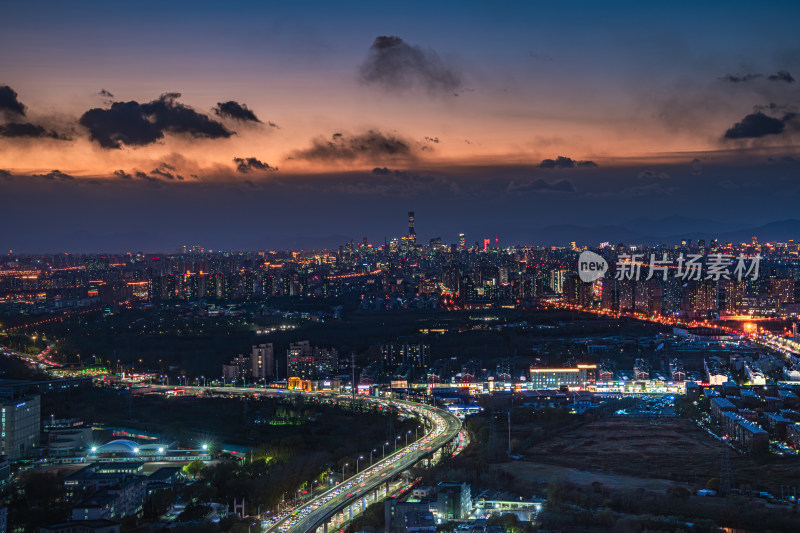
[261,396,461,533]
[144,385,462,533]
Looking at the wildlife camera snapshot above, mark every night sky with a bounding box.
[2,1,800,252]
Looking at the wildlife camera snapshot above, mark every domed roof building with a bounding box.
[94,439,140,455]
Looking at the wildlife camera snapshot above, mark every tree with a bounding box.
[183,459,206,479]
[177,502,212,521]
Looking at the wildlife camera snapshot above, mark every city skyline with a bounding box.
[6,4,800,532]
[2,1,800,251]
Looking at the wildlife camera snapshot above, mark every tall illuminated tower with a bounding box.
[408,212,416,244]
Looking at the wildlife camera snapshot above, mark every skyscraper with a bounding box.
[408,212,416,244]
[458,233,466,251]
[287,341,338,379]
[0,395,40,460]
[251,343,274,380]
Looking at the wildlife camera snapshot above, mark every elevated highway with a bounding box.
[263,396,461,533]
[144,385,462,533]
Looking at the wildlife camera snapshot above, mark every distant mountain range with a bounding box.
[529,218,800,246]
[14,217,800,253]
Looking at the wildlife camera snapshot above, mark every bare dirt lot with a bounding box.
[496,460,690,492]
[517,417,800,496]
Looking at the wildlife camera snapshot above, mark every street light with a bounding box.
[370,448,376,465]
[416,425,421,440]
[342,462,349,482]
[406,430,411,447]
[356,455,364,473]
[382,442,388,459]
[395,435,401,451]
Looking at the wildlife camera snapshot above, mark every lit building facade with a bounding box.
[0,395,41,460]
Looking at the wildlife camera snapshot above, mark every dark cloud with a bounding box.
[539,156,597,169]
[113,167,174,184]
[424,136,440,143]
[268,121,279,129]
[637,170,671,179]
[691,158,703,175]
[721,70,794,83]
[213,101,262,123]
[32,170,75,181]
[617,182,675,198]
[369,167,428,180]
[233,157,277,173]
[721,73,762,83]
[98,89,114,98]
[506,179,575,194]
[0,169,12,180]
[358,36,461,94]
[0,85,26,116]
[723,111,792,139]
[79,92,233,149]
[768,70,795,83]
[718,180,740,190]
[0,86,70,140]
[753,102,797,114]
[150,162,184,181]
[295,131,416,163]
[317,167,463,197]
[0,122,70,140]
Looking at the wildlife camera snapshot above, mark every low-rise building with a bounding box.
[633,359,651,380]
[48,427,93,458]
[709,397,736,420]
[40,519,120,533]
[787,423,800,448]
[528,365,595,390]
[71,476,146,521]
[765,412,793,439]
[436,482,471,520]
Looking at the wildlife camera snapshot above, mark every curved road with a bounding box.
[143,385,461,533]
[262,395,461,533]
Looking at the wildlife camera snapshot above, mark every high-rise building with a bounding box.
[721,279,747,314]
[458,233,466,251]
[287,341,338,380]
[549,268,567,294]
[601,278,621,311]
[682,280,718,319]
[770,278,795,305]
[634,280,661,316]
[0,395,40,460]
[222,355,250,382]
[381,344,430,373]
[287,341,313,379]
[251,343,274,380]
[408,212,416,244]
